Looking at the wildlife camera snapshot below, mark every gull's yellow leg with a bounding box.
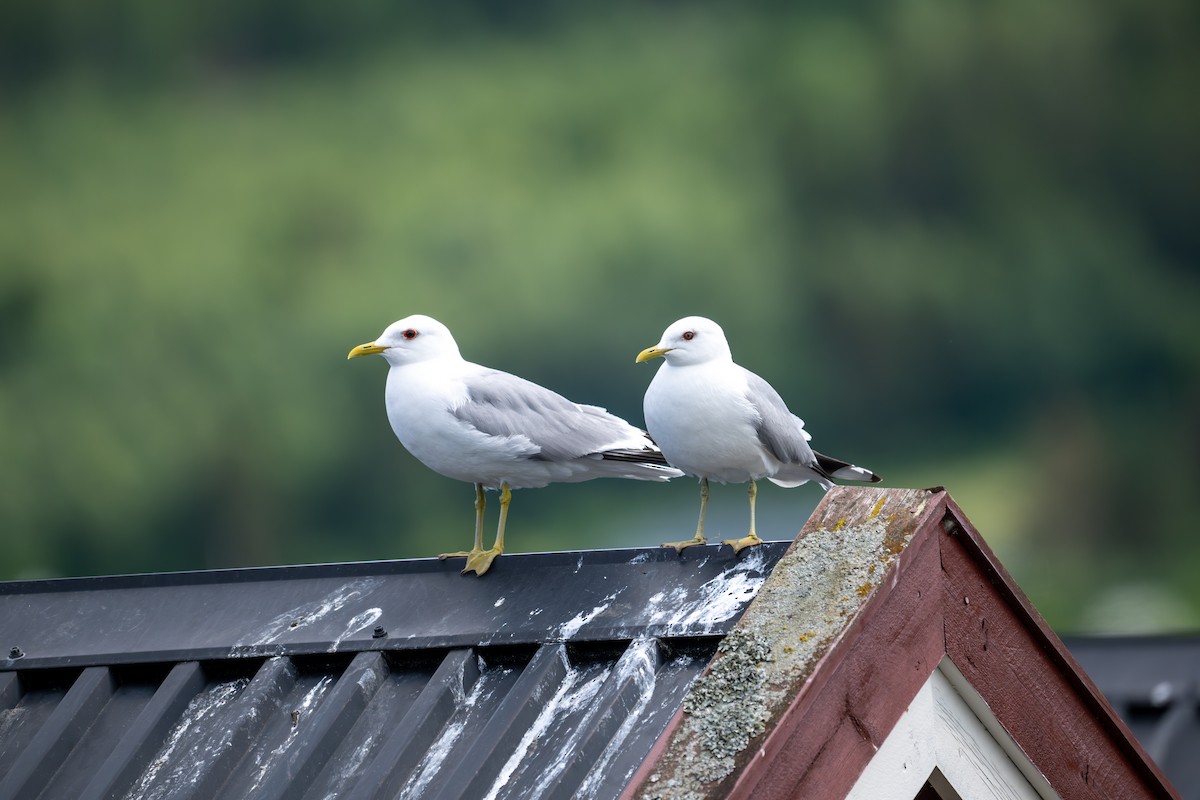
[723,480,765,554]
[464,482,510,576]
[663,477,711,553]
[439,483,486,561]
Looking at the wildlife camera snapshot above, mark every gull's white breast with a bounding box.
[383,361,546,488]
[644,362,777,483]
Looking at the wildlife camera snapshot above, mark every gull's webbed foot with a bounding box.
[438,550,477,561]
[661,534,708,554]
[721,533,764,555]
[462,547,503,576]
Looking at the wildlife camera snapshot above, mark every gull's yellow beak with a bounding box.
[347,341,389,360]
[636,345,672,363]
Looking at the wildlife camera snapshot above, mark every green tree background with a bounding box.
[2,1,1197,633]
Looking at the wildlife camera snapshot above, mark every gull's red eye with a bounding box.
[402,329,418,340]
[682,330,696,341]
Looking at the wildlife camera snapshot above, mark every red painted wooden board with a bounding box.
[940,498,1177,800]
[729,512,945,799]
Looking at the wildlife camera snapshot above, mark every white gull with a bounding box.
[350,314,681,575]
[637,315,879,554]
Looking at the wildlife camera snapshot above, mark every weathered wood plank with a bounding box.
[941,499,1177,800]
[729,490,947,800]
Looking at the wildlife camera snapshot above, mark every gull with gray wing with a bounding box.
[349,314,682,575]
[637,316,880,554]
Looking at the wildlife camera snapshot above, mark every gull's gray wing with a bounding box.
[743,369,819,468]
[454,369,647,462]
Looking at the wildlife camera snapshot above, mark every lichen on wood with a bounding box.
[634,487,937,800]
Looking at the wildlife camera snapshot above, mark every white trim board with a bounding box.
[846,658,1061,800]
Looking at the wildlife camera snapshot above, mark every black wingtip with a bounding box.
[813,450,881,484]
[600,447,673,466]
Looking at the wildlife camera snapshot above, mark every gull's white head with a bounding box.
[347,314,463,366]
[636,316,733,367]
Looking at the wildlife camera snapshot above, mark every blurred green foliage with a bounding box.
[1,1,1197,632]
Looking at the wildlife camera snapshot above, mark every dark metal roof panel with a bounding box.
[0,644,715,800]
[0,543,787,800]
[1,545,784,670]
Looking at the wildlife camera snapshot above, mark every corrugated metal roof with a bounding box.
[0,544,788,800]
[2,536,1196,799]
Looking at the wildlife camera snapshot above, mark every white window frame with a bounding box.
[846,657,1061,800]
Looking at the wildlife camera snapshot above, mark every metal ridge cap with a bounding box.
[0,541,794,594]
[0,541,792,671]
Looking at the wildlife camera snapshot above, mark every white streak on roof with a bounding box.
[575,639,660,799]
[0,706,26,743]
[331,736,378,796]
[398,666,515,800]
[399,716,468,799]
[232,577,385,651]
[123,677,249,800]
[328,607,383,653]
[645,547,771,633]
[244,675,334,794]
[494,597,506,608]
[556,591,620,640]
[482,648,607,800]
